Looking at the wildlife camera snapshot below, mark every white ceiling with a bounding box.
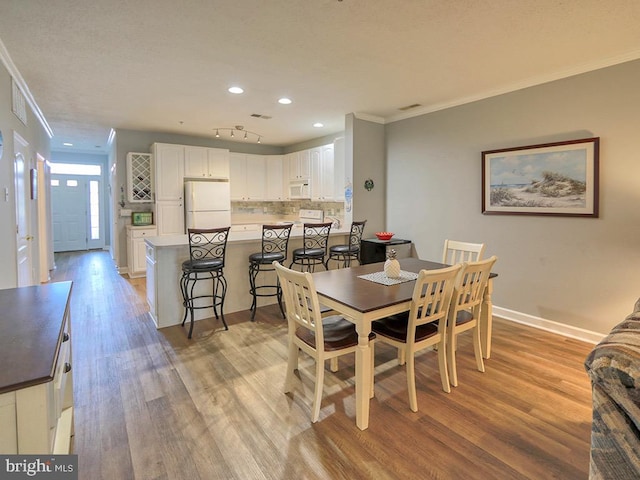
[2,0,640,153]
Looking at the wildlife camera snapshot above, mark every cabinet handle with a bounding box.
[63,332,70,342]
[64,363,72,373]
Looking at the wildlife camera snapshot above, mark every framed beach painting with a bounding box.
[482,137,599,217]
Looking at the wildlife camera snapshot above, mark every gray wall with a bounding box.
[0,61,51,288]
[385,59,640,336]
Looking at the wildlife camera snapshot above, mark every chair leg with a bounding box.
[406,349,419,412]
[249,262,258,321]
[217,273,229,330]
[398,349,406,365]
[330,357,338,372]
[284,340,298,393]
[473,325,485,373]
[437,340,451,394]
[448,329,458,387]
[370,341,375,399]
[311,356,325,423]
[187,277,196,339]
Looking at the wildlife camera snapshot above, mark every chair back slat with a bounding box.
[451,256,497,314]
[407,265,461,343]
[275,261,324,345]
[442,239,485,264]
[303,222,332,252]
[349,220,367,248]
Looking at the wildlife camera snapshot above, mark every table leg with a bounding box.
[480,278,494,359]
[354,321,371,430]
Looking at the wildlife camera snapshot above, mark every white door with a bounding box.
[51,175,88,252]
[14,132,33,286]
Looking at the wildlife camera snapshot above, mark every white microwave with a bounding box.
[289,182,310,199]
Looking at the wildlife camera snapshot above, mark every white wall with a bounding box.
[0,62,51,288]
[385,59,640,336]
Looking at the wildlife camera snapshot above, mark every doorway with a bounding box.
[50,162,104,252]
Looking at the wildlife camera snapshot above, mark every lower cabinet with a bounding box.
[127,226,158,278]
[0,282,74,454]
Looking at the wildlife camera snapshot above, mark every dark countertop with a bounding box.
[0,281,73,394]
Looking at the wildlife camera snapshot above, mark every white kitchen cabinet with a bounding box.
[311,144,334,201]
[230,153,266,201]
[127,226,157,278]
[265,155,284,200]
[156,201,184,235]
[0,282,74,454]
[333,138,346,201]
[126,152,153,203]
[152,143,184,201]
[287,149,311,181]
[146,242,157,317]
[184,146,230,179]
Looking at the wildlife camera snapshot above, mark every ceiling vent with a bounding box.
[398,103,422,111]
[251,113,272,119]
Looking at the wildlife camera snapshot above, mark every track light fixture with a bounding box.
[212,125,262,143]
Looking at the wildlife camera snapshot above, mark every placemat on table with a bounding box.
[357,270,419,286]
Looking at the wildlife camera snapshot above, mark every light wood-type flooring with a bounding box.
[52,250,594,479]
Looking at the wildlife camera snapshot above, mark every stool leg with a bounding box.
[187,275,196,339]
[276,276,286,319]
[249,261,258,321]
[216,272,229,330]
[180,272,189,326]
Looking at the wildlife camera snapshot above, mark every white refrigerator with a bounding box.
[184,180,231,229]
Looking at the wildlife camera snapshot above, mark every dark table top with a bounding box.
[312,258,448,314]
[0,281,73,394]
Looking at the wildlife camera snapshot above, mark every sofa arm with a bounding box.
[584,312,640,479]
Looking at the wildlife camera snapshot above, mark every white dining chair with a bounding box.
[447,255,497,387]
[274,261,374,422]
[371,264,462,411]
[442,239,485,264]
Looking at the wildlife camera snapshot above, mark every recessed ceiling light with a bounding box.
[63,142,73,146]
[278,97,292,105]
[228,86,244,94]
[313,122,324,128]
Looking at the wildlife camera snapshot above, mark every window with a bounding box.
[50,163,101,176]
[66,180,78,187]
[89,180,100,240]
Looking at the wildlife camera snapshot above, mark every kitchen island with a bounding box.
[144,225,349,330]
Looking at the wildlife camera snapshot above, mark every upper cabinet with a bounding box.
[152,143,184,201]
[311,144,335,201]
[230,153,266,201]
[126,152,153,203]
[265,155,285,201]
[286,150,311,181]
[184,146,230,179]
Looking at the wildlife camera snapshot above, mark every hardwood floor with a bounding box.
[52,250,594,479]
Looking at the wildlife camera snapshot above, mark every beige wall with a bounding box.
[384,59,640,336]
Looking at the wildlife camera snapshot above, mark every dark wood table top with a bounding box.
[0,281,73,394]
[312,258,449,314]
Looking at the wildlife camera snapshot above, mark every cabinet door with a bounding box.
[321,144,334,200]
[310,147,322,200]
[146,247,156,316]
[333,138,346,201]
[207,148,230,179]
[156,201,184,235]
[184,146,208,178]
[153,144,184,201]
[298,149,311,179]
[245,155,266,201]
[266,155,284,201]
[229,153,247,200]
[133,237,148,274]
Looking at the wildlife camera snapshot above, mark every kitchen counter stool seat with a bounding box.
[180,227,230,339]
[249,224,293,320]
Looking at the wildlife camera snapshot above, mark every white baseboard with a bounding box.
[493,306,605,345]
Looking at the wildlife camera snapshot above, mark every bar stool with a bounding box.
[180,227,230,339]
[325,220,367,269]
[289,222,332,272]
[248,223,293,320]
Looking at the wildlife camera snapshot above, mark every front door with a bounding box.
[52,175,88,252]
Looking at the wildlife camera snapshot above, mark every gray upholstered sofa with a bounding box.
[584,299,640,479]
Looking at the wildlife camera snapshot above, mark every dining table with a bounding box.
[312,257,496,430]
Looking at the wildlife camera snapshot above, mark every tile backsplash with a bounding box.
[231,200,344,224]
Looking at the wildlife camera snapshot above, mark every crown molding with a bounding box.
[353,112,386,124]
[386,49,640,124]
[0,37,53,138]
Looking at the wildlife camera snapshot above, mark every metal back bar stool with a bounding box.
[325,219,367,269]
[289,222,332,272]
[249,223,293,320]
[180,226,230,339]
